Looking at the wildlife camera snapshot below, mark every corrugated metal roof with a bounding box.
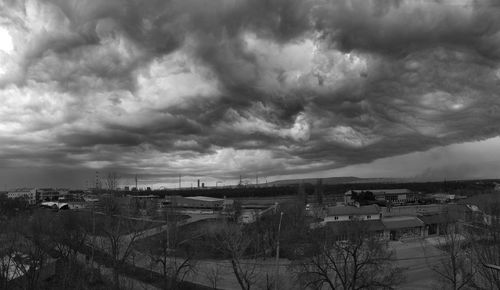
[382,216,424,229]
[326,204,380,216]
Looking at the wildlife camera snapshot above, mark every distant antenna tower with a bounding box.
[95,171,101,190]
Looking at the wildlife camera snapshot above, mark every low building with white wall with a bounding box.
[324,204,381,223]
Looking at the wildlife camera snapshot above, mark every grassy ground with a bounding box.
[133,218,223,257]
[77,242,211,290]
[71,211,168,236]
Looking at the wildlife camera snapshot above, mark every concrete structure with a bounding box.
[7,189,37,205]
[324,205,381,222]
[345,189,420,205]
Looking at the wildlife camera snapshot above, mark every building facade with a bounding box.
[7,189,37,205]
[345,189,420,205]
[323,204,381,223]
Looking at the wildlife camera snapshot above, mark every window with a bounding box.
[367,215,371,219]
[334,216,339,220]
[349,216,353,220]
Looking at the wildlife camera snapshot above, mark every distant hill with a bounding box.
[266,176,408,186]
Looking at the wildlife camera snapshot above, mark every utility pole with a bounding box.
[90,199,96,282]
[275,211,283,290]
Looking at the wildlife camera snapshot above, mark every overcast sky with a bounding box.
[2,0,500,189]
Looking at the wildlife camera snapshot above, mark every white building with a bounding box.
[324,204,381,223]
[7,189,37,205]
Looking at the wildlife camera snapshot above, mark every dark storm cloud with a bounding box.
[2,0,500,186]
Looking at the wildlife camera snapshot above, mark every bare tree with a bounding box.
[213,223,257,290]
[97,196,145,290]
[100,194,122,216]
[105,172,121,192]
[467,199,500,289]
[15,211,55,290]
[145,210,196,290]
[426,216,475,290]
[49,211,90,289]
[203,262,223,290]
[294,221,403,290]
[0,220,23,290]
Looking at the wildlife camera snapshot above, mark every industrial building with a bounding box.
[314,203,456,240]
[7,189,37,205]
[345,189,420,205]
[37,188,60,202]
[161,195,234,213]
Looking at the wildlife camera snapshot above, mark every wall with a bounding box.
[381,204,445,217]
[324,213,380,222]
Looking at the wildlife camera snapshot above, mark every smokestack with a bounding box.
[202,183,205,188]
[198,179,200,188]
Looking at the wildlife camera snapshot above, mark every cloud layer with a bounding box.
[1,0,500,187]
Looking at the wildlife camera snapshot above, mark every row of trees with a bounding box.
[430,199,500,290]
[201,199,500,290]
[3,192,499,290]
[173,201,404,290]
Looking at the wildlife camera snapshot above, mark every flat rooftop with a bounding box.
[382,216,424,229]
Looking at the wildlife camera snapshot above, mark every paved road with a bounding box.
[391,238,446,289]
[75,251,160,290]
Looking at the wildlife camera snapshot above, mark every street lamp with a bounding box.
[275,211,284,290]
